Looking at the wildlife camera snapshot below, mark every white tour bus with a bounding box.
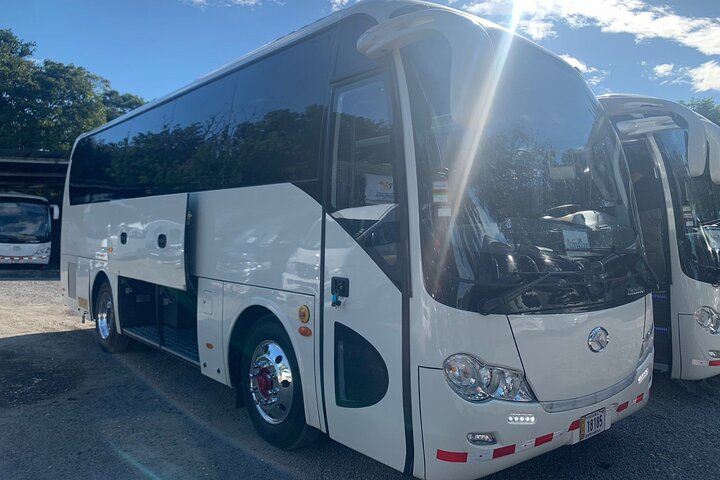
[601,94,720,380]
[62,2,653,478]
[0,193,58,265]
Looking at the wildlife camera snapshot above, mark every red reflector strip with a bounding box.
[568,420,581,431]
[492,444,516,459]
[436,450,468,463]
[635,393,644,404]
[616,401,629,413]
[534,433,554,447]
[710,360,720,366]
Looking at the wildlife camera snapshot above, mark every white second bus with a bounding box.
[0,193,58,265]
[601,94,720,380]
[62,2,652,478]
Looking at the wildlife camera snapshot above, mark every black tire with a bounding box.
[93,279,129,353]
[241,317,318,449]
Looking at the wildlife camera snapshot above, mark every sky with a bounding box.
[2,0,720,103]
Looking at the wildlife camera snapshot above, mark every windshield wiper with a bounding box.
[595,247,660,291]
[477,270,603,315]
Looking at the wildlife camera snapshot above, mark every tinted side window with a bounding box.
[332,15,379,79]
[125,102,175,197]
[69,136,95,205]
[92,124,131,202]
[225,31,332,189]
[167,73,238,193]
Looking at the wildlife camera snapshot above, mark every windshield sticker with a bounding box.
[364,174,394,204]
[437,207,452,217]
[683,205,694,227]
[562,230,590,251]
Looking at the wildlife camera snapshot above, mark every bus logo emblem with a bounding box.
[588,327,609,353]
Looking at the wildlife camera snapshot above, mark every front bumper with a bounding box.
[0,255,50,265]
[418,352,653,480]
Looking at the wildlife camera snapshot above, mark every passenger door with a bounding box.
[322,72,409,471]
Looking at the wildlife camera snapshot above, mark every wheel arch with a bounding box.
[227,303,286,389]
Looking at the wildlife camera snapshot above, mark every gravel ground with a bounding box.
[1,277,720,479]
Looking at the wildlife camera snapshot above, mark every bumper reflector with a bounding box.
[634,393,644,404]
[709,360,720,366]
[616,401,629,413]
[436,450,468,463]
[534,433,554,447]
[568,420,581,431]
[492,444,516,459]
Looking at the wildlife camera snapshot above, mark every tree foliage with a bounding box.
[0,29,144,154]
[680,97,720,126]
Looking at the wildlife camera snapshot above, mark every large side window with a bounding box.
[124,101,175,198]
[225,31,332,191]
[69,136,95,205]
[330,74,402,284]
[167,72,238,193]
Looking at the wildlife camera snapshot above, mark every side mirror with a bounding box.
[51,204,60,220]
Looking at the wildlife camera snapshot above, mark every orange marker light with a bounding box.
[205,343,214,349]
[298,305,310,324]
[298,326,312,337]
[107,247,113,253]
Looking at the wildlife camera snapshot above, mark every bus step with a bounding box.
[162,326,200,364]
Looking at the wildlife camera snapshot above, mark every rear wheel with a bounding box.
[241,318,318,449]
[94,279,129,353]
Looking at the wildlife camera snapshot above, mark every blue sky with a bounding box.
[3,0,719,103]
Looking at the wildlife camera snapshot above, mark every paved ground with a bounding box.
[1,277,720,479]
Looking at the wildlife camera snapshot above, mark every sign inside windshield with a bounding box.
[562,230,591,251]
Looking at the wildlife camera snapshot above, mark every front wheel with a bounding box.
[241,318,318,449]
[94,280,129,353]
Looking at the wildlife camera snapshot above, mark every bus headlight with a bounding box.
[34,247,51,256]
[443,354,535,403]
[694,307,720,334]
[639,320,654,364]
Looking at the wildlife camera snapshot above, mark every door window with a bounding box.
[329,75,403,284]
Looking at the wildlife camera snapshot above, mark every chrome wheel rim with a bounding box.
[97,295,113,340]
[249,340,293,425]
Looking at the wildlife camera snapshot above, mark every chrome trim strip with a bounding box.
[540,370,636,413]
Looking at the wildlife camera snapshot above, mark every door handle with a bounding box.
[331,277,349,307]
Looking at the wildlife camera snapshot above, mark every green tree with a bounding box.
[680,97,720,126]
[0,28,144,154]
[102,89,145,122]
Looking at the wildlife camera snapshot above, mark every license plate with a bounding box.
[580,408,606,441]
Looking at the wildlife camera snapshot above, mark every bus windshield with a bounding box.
[402,32,649,315]
[0,200,51,244]
[655,128,720,283]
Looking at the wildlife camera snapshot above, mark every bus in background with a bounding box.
[600,94,720,380]
[62,2,653,478]
[0,193,59,265]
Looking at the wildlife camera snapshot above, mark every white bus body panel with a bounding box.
[322,213,406,472]
[509,299,645,401]
[62,194,188,291]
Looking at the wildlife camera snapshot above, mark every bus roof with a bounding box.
[72,0,582,145]
[0,192,50,203]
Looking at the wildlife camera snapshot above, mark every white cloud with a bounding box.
[558,54,608,86]
[462,0,720,55]
[183,0,261,7]
[653,63,674,78]
[688,61,720,92]
[330,0,350,11]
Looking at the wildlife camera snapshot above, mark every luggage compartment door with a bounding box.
[105,194,189,290]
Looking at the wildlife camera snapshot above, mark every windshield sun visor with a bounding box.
[701,117,720,184]
[356,9,494,127]
[599,94,708,178]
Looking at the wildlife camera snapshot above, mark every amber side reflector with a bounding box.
[205,343,214,349]
[107,247,114,253]
[298,326,312,337]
